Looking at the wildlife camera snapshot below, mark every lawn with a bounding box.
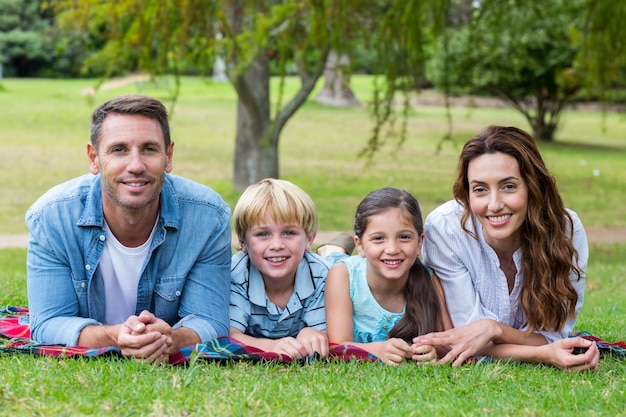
[0,77,625,416]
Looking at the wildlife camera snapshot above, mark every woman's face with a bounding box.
[467,152,528,251]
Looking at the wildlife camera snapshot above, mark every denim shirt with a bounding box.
[26,173,232,347]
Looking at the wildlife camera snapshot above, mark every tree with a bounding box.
[52,0,443,189]
[578,0,626,101]
[314,51,360,107]
[0,0,54,77]
[427,0,587,142]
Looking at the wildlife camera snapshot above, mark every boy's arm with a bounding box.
[229,327,309,359]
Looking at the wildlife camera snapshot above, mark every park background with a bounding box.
[1,1,626,416]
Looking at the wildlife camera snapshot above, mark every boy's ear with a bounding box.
[239,240,247,253]
[305,232,317,251]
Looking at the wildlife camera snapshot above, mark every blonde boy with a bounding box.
[230,178,330,358]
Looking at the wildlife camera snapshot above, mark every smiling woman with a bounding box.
[414,125,600,371]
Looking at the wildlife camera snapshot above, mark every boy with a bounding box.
[229,178,330,359]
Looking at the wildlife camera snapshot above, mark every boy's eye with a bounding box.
[255,231,269,237]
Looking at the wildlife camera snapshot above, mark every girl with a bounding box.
[325,187,451,365]
[415,125,599,371]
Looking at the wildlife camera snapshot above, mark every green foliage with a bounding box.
[579,0,626,95]
[0,0,54,76]
[427,0,588,142]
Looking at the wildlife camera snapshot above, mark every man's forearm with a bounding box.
[169,327,201,354]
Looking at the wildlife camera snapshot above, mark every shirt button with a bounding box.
[99,235,105,241]
[81,282,86,288]
[383,324,388,330]
[85,264,91,270]
[175,290,181,297]
[386,316,392,322]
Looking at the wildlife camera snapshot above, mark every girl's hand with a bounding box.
[410,343,437,364]
[378,338,413,365]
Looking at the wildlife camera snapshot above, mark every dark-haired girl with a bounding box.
[325,187,452,365]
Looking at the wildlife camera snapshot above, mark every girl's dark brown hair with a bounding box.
[452,126,582,332]
[354,187,444,343]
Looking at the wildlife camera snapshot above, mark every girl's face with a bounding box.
[355,207,422,285]
[242,216,315,284]
[467,151,529,251]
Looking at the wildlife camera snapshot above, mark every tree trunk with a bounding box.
[314,51,360,107]
[232,54,278,189]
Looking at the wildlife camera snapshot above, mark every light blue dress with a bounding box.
[340,255,405,343]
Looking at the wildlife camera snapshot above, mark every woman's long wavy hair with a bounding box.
[353,187,445,343]
[452,126,582,332]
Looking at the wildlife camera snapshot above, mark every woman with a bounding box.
[414,126,599,371]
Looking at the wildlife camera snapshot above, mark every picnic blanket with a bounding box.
[2,306,624,363]
[0,306,377,364]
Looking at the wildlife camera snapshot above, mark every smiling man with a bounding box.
[26,94,232,363]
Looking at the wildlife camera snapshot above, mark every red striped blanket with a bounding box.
[2,306,624,363]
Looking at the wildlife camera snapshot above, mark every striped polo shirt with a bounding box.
[229,251,330,338]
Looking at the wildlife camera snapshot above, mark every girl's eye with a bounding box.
[399,235,412,240]
[503,183,517,191]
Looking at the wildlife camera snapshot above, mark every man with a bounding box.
[26,94,231,363]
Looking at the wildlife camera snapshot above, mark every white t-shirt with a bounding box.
[97,220,157,324]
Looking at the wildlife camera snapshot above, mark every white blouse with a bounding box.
[422,200,588,343]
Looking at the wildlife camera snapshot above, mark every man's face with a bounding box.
[87,113,173,214]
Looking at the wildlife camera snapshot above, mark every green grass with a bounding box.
[1,76,625,233]
[1,245,625,416]
[1,77,625,415]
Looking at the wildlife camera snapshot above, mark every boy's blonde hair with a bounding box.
[233,178,318,240]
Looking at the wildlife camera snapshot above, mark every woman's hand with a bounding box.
[540,337,599,371]
[413,319,499,366]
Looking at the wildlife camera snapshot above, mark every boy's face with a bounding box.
[242,216,315,284]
